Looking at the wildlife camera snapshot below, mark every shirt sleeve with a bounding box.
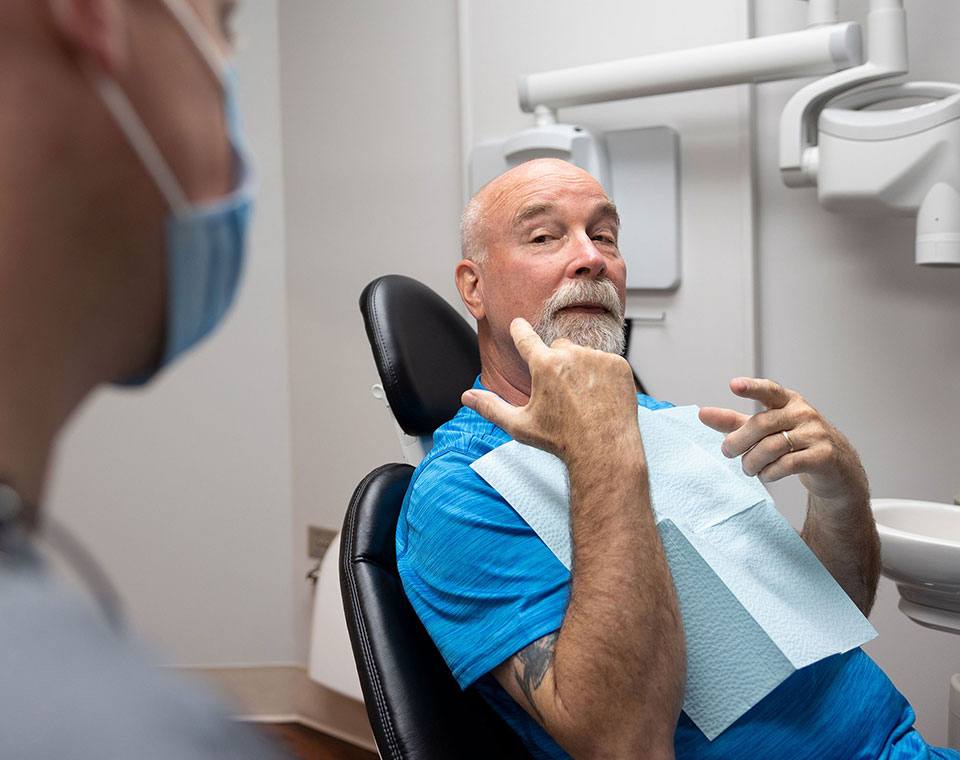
[638,393,675,411]
[397,447,570,689]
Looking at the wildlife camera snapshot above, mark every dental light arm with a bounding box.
[516,0,905,186]
[510,0,960,267]
[518,22,863,114]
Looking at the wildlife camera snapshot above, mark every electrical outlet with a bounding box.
[307,526,337,561]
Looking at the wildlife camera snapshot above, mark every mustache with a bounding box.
[541,278,624,321]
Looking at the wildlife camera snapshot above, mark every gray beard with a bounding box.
[533,279,626,355]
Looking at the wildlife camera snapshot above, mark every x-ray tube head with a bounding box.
[817,81,960,267]
[470,122,610,193]
[916,183,960,266]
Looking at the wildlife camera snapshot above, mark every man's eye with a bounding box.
[593,234,618,245]
[531,234,553,244]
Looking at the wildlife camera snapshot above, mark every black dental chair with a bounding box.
[341,275,532,759]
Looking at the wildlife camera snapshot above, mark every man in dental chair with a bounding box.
[396,157,958,760]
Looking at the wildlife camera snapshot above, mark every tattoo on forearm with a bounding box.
[513,632,559,723]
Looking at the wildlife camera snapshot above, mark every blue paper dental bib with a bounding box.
[471,405,877,739]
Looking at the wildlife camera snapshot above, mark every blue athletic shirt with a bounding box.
[396,379,958,759]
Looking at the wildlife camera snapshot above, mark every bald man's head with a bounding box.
[454,158,627,384]
[461,158,617,265]
[0,0,240,389]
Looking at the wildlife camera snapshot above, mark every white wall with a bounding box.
[46,0,297,666]
[277,0,464,659]
[754,0,960,745]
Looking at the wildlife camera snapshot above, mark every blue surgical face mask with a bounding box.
[92,0,255,385]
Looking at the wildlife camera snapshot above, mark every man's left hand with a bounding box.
[699,377,868,503]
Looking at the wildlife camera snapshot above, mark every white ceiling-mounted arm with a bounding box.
[517,22,863,113]
[780,0,908,187]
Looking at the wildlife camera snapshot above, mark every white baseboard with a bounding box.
[174,664,377,753]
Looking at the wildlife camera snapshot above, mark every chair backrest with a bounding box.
[359,274,480,437]
[340,464,533,759]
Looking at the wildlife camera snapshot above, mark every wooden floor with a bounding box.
[256,722,378,760]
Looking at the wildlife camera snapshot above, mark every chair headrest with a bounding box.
[360,275,480,437]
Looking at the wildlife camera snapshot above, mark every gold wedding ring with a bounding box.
[781,430,796,453]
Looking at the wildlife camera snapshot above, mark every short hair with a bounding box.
[460,190,487,264]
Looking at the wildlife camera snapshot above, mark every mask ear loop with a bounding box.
[91,74,191,215]
[85,0,231,215]
[160,0,231,83]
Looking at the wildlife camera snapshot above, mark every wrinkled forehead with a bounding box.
[482,162,615,234]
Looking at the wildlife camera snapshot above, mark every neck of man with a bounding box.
[0,391,77,524]
[0,382,63,513]
[0,205,156,511]
[0,237,103,508]
[0,54,168,510]
[0,147,145,513]
[477,322,534,408]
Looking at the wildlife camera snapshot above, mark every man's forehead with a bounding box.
[483,162,612,223]
[511,196,620,228]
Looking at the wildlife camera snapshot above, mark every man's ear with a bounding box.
[47,0,127,75]
[455,259,485,321]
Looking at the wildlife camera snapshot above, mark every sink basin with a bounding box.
[871,498,960,634]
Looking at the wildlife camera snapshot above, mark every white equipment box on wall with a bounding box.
[470,124,681,290]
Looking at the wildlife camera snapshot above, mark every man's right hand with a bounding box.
[461,318,641,462]
[463,318,682,760]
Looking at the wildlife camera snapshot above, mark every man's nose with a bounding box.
[566,233,607,279]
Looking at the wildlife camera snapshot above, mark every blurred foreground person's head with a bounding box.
[0,0,253,511]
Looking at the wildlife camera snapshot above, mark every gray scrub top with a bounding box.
[0,531,290,760]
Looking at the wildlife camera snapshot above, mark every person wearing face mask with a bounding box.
[0,0,288,756]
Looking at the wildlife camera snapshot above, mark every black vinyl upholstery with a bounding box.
[340,464,533,759]
[359,275,480,437]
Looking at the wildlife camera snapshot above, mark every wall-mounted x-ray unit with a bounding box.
[472,0,960,277]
